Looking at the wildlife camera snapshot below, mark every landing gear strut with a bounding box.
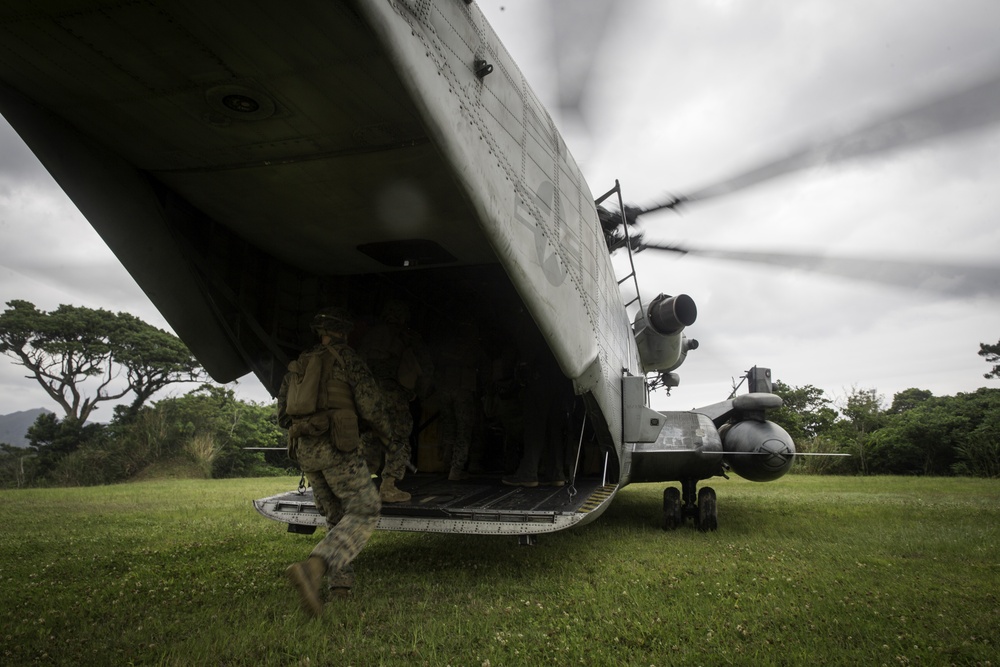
[662,479,717,531]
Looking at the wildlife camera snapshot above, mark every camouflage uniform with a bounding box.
[359,300,433,499]
[279,309,394,612]
[435,321,483,479]
[364,382,414,481]
[498,337,572,487]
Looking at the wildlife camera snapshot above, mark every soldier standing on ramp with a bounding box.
[359,299,433,503]
[435,317,485,480]
[279,307,397,617]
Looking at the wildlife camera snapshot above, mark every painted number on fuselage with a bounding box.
[515,180,568,286]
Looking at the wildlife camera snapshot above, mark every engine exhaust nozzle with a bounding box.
[647,293,697,335]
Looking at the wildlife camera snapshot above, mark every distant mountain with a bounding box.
[0,408,53,447]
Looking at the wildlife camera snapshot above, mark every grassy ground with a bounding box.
[1,475,997,666]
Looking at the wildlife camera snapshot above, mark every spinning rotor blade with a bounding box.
[641,243,1000,298]
[551,0,616,120]
[640,65,1000,216]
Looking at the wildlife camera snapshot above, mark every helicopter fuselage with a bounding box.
[0,0,791,534]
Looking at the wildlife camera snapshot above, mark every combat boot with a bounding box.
[380,476,411,503]
[286,555,327,617]
[328,564,355,598]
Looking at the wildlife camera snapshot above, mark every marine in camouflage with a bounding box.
[363,382,413,480]
[278,309,394,612]
[434,320,484,477]
[303,449,380,576]
[358,300,433,488]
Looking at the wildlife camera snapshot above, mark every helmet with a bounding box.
[311,306,354,336]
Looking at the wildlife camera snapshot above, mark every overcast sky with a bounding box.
[2,0,999,419]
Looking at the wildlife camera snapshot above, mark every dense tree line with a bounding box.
[0,300,289,488]
[3,298,997,485]
[771,381,1000,478]
[0,385,289,488]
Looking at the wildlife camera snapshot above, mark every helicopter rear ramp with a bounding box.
[254,475,617,536]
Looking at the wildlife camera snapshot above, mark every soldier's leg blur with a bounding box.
[540,394,567,485]
[305,471,352,590]
[306,471,343,524]
[499,397,525,474]
[309,450,381,575]
[382,388,414,480]
[442,390,474,478]
[439,392,458,465]
[381,441,410,479]
[542,383,576,484]
[360,431,383,475]
[467,403,488,473]
[503,381,551,485]
[452,390,476,471]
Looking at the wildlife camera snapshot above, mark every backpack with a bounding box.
[284,346,360,461]
[285,349,324,417]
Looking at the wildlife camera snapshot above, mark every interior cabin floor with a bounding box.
[381,473,605,518]
[267,472,608,522]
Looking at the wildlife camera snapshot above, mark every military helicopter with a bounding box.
[1,1,997,537]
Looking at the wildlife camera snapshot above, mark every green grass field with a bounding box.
[1,475,997,666]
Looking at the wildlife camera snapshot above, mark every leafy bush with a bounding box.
[0,384,290,487]
[952,422,1000,478]
[184,432,221,477]
[146,384,289,478]
[791,435,852,475]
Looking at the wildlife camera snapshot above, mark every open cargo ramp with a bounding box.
[254,474,618,536]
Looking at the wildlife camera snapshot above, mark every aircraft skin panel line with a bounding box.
[0,1,635,458]
[352,0,635,456]
[354,0,600,379]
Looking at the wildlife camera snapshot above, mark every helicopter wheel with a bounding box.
[662,486,682,530]
[697,487,718,532]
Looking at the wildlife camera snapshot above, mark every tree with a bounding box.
[0,443,36,488]
[840,387,886,434]
[0,300,205,423]
[112,311,208,418]
[25,412,108,480]
[869,388,1000,476]
[149,384,285,478]
[979,339,1000,380]
[770,381,838,443]
[836,386,886,475]
[888,387,933,414]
